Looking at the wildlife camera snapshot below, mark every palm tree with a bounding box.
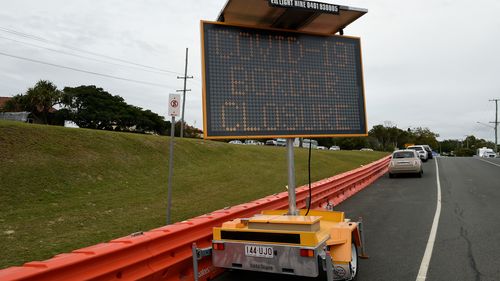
[25,80,62,124]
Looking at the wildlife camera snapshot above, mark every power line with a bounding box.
[0,26,184,76]
[0,35,178,76]
[0,50,175,89]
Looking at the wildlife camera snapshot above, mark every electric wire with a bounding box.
[0,35,178,76]
[0,26,183,75]
[0,50,175,89]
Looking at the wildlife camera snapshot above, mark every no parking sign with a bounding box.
[168,94,181,117]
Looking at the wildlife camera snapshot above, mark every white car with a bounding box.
[329,146,340,151]
[316,146,327,150]
[276,138,287,147]
[265,140,277,146]
[228,140,243,145]
[477,147,496,158]
[389,150,423,178]
[244,140,259,145]
[406,145,428,162]
[420,145,434,159]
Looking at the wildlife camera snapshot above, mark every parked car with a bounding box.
[388,150,423,178]
[421,145,433,159]
[329,146,341,151]
[360,148,374,151]
[244,140,260,145]
[276,138,287,147]
[293,138,318,149]
[316,146,327,150]
[477,147,496,158]
[228,140,243,145]
[406,145,428,162]
[265,140,277,146]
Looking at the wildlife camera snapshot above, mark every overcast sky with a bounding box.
[1,0,499,142]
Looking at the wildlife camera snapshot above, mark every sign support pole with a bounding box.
[166,93,180,225]
[286,138,298,216]
[167,116,175,225]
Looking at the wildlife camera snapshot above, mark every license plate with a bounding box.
[245,245,274,258]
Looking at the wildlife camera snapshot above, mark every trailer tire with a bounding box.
[348,243,358,280]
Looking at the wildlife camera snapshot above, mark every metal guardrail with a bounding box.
[0,156,390,281]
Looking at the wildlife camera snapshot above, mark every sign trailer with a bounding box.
[195,1,369,280]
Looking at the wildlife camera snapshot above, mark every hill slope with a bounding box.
[0,120,387,268]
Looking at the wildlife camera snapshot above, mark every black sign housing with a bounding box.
[201,21,367,139]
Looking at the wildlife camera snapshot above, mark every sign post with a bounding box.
[167,94,181,225]
[286,138,298,215]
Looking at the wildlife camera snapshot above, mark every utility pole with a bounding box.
[177,48,193,138]
[490,99,499,153]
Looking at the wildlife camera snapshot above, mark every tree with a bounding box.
[439,135,495,155]
[2,94,27,112]
[2,80,61,124]
[368,125,412,151]
[61,85,169,135]
[62,85,125,130]
[25,80,62,124]
[411,127,439,149]
[369,125,387,150]
[332,137,369,150]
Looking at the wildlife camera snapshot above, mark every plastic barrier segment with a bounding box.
[0,156,390,281]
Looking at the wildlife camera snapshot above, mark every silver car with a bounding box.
[389,150,423,178]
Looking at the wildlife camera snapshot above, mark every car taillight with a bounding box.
[213,242,225,251]
[300,249,314,257]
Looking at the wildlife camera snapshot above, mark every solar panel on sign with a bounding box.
[201,21,367,139]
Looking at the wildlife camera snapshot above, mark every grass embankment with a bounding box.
[0,120,387,268]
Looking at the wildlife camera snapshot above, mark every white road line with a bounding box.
[416,159,442,281]
[477,158,500,167]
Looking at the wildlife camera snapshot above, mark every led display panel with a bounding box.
[202,21,367,139]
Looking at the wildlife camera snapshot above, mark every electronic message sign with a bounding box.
[201,21,367,139]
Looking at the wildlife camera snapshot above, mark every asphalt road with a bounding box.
[427,157,500,281]
[214,157,500,281]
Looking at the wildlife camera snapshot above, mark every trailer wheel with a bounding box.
[348,243,358,280]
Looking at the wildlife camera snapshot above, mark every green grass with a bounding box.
[0,120,387,269]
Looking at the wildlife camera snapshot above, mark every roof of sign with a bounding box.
[217,0,367,35]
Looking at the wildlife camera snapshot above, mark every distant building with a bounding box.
[0,111,31,122]
[0,97,12,109]
[0,96,58,124]
[0,96,31,122]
